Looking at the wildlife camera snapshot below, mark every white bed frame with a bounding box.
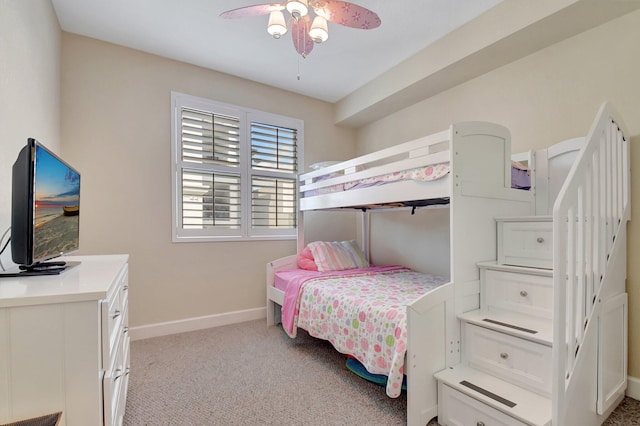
[266,104,629,426]
[269,121,535,424]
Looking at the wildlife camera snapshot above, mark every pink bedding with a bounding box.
[304,162,531,197]
[275,268,323,292]
[304,163,450,196]
[278,266,449,397]
[279,266,403,333]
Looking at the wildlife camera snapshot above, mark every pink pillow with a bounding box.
[297,246,318,271]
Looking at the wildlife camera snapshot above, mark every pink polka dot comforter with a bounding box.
[281,266,448,397]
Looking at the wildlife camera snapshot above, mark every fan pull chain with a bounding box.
[297,56,301,80]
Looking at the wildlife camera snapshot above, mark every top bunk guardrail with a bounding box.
[299,128,452,211]
[299,121,533,211]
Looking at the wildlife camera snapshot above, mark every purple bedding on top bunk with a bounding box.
[512,166,531,189]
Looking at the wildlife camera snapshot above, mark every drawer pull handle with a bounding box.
[520,290,528,297]
[122,285,129,291]
[123,326,129,334]
[500,352,509,360]
[536,237,544,243]
[111,310,121,320]
[477,422,485,426]
[114,368,124,381]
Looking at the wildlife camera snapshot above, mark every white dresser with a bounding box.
[0,255,130,426]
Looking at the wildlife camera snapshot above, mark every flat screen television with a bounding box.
[5,138,81,275]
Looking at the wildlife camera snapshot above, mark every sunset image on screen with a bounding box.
[33,145,80,260]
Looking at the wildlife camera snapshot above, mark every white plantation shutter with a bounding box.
[181,108,240,167]
[250,122,297,231]
[171,92,303,241]
[251,122,297,173]
[251,176,297,228]
[182,171,241,229]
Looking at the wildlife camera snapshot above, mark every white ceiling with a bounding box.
[51,0,503,103]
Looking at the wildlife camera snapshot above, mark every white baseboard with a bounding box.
[129,307,266,341]
[627,376,640,400]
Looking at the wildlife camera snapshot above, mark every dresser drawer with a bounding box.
[463,323,552,396]
[120,268,129,305]
[438,383,528,426]
[483,269,553,320]
[497,220,552,269]
[102,263,129,371]
[104,333,130,426]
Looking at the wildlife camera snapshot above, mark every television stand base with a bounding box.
[0,261,81,278]
[20,260,68,270]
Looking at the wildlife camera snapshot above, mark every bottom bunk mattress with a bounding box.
[278,266,448,397]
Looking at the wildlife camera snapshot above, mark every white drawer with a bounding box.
[122,300,129,338]
[483,269,553,320]
[117,338,131,426]
[497,220,552,269]
[102,263,129,371]
[463,323,552,396]
[438,383,527,426]
[104,333,130,426]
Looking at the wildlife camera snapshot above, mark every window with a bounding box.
[171,92,303,241]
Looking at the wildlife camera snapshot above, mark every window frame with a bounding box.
[171,92,304,242]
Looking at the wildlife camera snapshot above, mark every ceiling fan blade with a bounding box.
[313,1,381,29]
[292,16,314,58]
[220,3,285,19]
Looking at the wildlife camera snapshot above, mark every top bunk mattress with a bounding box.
[304,163,451,197]
[303,162,530,198]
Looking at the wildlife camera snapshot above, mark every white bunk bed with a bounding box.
[268,121,535,424]
[266,103,630,426]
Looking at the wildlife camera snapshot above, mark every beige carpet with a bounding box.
[124,319,639,425]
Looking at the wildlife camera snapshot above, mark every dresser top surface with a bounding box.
[0,254,129,308]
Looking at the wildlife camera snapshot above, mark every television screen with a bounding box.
[9,138,80,270]
[32,143,80,261]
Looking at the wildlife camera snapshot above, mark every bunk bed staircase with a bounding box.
[435,102,630,426]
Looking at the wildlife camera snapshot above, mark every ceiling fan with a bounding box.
[220,1,381,58]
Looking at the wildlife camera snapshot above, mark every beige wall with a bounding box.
[356,10,640,378]
[0,0,61,268]
[59,34,358,327]
[4,0,640,380]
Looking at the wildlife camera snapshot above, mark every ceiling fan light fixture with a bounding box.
[220,1,381,59]
[309,16,328,43]
[267,10,288,39]
[285,0,308,20]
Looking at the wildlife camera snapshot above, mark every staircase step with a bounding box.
[435,365,552,426]
[477,260,554,322]
[477,260,553,277]
[495,216,553,270]
[459,309,552,346]
[495,215,552,223]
